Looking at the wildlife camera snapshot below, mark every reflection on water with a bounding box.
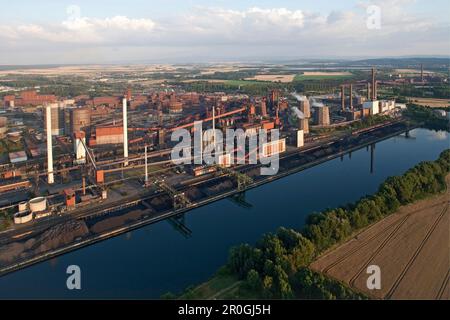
[0,128,448,299]
[426,130,448,141]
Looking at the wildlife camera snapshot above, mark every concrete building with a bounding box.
[296,129,304,148]
[94,126,124,145]
[314,106,330,126]
[7,90,57,107]
[9,151,28,163]
[363,101,380,116]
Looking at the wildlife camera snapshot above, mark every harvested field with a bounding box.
[294,72,354,81]
[244,74,296,83]
[311,175,450,300]
[302,71,352,76]
[407,97,450,108]
[395,69,434,75]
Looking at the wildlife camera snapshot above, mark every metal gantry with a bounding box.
[214,165,254,192]
[154,180,192,210]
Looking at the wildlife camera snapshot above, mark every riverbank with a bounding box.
[175,149,450,299]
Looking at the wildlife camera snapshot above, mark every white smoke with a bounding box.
[292,107,305,119]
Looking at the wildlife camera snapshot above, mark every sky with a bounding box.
[0,0,449,64]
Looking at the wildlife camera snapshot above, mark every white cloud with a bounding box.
[0,3,447,63]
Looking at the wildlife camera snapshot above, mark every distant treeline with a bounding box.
[393,85,450,99]
[404,104,450,131]
[225,149,450,299]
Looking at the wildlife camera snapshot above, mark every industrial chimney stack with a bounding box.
[122,98,128,166]
[341,86,345,111]
[371,67,376,101]
[421,64,424,82]
[349,84,353,110]
[45,105,54,184]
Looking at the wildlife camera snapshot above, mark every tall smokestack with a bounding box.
[374,81,378,100]
[349,84,353,110]
[367,82,371,100]
[122,98,128,166]
[144,145,148,185]
[212,105,216,147]
[341,86,345,111]
[421,64,424,82]
[45,105,54,184]
[371,67,376,101]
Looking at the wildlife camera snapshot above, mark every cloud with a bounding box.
[0,3,448,63]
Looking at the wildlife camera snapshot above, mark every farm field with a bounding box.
[407,97,450,108]
[244,74,296,83]
[294,71,354,81]
[311,175,450,300]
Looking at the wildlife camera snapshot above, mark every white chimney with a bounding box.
[123,98,128,166]
[45,105,54,184]
[144,145,148,184]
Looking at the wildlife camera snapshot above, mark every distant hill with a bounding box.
[350,57,449,69]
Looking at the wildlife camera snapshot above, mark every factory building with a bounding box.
[3,95,15,108]
[91,126,124,145]
[90,96,121,108]
[363,101,380,116]
[6,90,57,106]
[262,138,286,157]
[313,105,330,126]
[296,130,304,148]
[9,151,28,163]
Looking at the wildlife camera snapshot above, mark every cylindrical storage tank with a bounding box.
[18,201,27,212]
[169,101,183,113]
[29,197,47,212]
[14,210,33,224]
[71,107,91,136]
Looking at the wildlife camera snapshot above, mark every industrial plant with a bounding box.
[0,67,412,228]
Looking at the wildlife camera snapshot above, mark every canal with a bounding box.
[0,128,448,298]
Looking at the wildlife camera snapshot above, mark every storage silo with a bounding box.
[71,107,91,136]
